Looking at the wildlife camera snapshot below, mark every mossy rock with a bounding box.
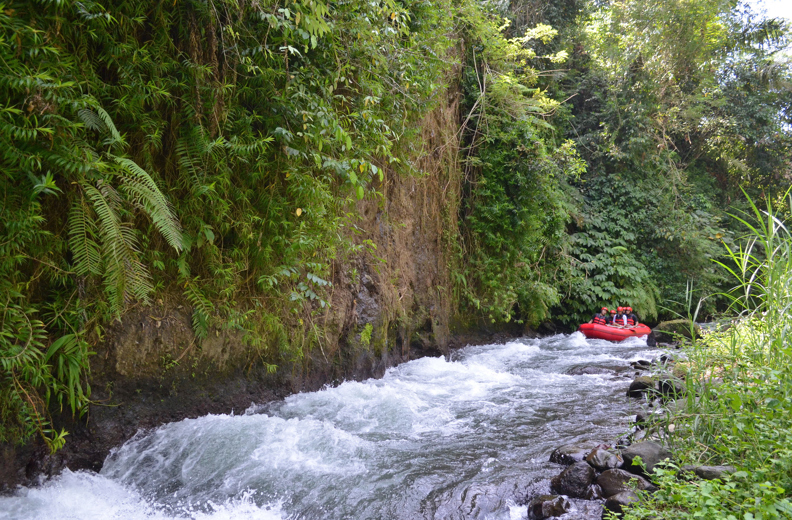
[653,319,701,342]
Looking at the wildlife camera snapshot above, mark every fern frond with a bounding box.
[77,102,124,147]
[83,182,152,313]
[184,282,214,339]
[67,197,102,276]
[112,155,183,251]
[77,108,107,134]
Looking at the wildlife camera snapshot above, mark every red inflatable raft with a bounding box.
[578,323,652,342]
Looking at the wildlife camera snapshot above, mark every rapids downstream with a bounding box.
[0,333,657,520]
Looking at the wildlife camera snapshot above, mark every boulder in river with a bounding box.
[653,319,701,342]
[585,448,623,471]
[681,465,735,480]
[568,366,614,376]
[627,376,655,397]
[596,468,657,497]
[549,443,597,465]
[527,495,572,519]
[550,461,596,499]
[604,490,640,514]
[622,441,671,474]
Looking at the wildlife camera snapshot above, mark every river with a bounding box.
[0,332,657,520]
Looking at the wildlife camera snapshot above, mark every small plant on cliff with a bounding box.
[360,324,374,347]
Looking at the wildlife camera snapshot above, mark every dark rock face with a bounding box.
[682,465,735,480]
[527,495,572,519]
[628,376,655,397]
[550,461,597,499]
[596,468,656,497]
[604,490,639,514]
[622,441,671,474]
[549,443,597,466]
[585,448,623,471]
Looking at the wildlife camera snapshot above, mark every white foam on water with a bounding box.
[0,332,655,520]
[0,470,283,520]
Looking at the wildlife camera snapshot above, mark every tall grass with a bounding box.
[619,193,792,519]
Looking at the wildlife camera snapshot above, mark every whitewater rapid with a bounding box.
[0,332,657,520]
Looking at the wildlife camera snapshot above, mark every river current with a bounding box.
[0,332,657,520]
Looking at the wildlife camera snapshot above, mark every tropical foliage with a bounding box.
[1,0,790,451]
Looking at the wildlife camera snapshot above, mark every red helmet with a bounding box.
[627,307,633,312]
[610,309,617,314]
[601,307,608,311]
[617,307,624,312]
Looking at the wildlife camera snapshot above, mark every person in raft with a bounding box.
[614,307,629,327]
[609,308,618,326]
[625,306,638,326]
[589,307,609,325]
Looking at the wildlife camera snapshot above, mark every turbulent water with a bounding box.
[0,333,658,520]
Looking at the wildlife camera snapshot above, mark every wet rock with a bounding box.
[631,359,652,369]
[549,443,597,466]
[681,465,735,480]
[658,353,676,365]
[627,376,655,397]
[631,429,647,443]
[596,468,656,497]
[604,490,639,514]
[646,332,657,347]
[568,366,613,375]
[634,412,647,428]
[658,377,686,398]
[584,483,603,500]
[622,441,671,474]
[586,448,623,471]
[653,319,701,342]
[527,495,572,519]
[550,461,597,499]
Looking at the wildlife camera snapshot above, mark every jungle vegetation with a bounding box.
[1,0,790,453]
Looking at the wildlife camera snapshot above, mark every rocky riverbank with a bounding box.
[525,345,733,519]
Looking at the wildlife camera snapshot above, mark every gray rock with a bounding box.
[596,468,657,497]
[658,378,686,398]
[658,353,676,365]
[550,461,597,499]
[586,448,623,471]
[549,443,597,465]
[622,441,671,474]
[604,490,640,514]
[568,366,614,375]
[527,495,572,520]
[628,376,655,397]
[682,465,735,480]
[584,483,603,500]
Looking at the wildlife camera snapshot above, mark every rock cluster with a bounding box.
[528,350,730,518]
[541,441,670,517]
